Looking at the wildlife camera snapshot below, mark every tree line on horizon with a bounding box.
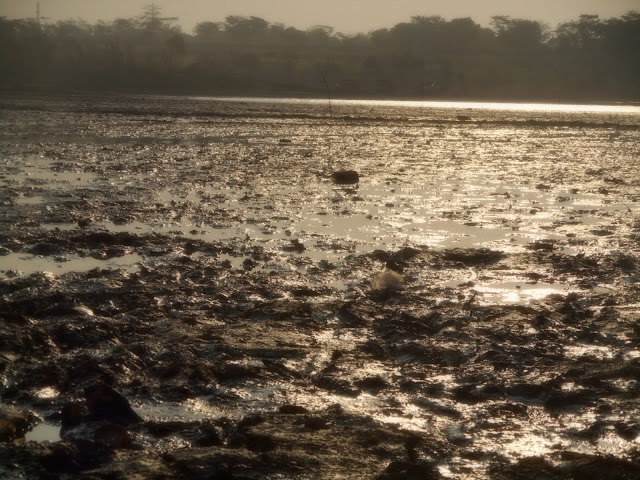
[1,4,639,101]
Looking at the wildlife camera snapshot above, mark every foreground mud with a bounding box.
[1,93,640,479]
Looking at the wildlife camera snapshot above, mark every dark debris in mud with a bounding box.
[2,233,640,478]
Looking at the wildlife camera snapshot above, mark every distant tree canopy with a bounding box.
[0,3,639,101]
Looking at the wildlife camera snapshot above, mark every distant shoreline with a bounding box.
[2,86,640,109]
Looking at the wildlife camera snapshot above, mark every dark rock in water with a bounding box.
[279,405,309,415]
[456,115,471,121]
[77,217,92,228]
[84,382,142,425]
[242,258,255,271]
[0,418,16,442]
[94,423,131,449]
[331,170,360,184]
[377,460,441,480]
[282,238,305,253]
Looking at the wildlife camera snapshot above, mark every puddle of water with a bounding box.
[0,252,143,278]
[472,282,572,305]
[40,223,80,231]
[4,166,97,186]
[14,195,45,205]
[136,398,220,422]
[563,344,614,360]
[24,423,61,443]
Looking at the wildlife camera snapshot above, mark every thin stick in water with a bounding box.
[320,71,332,117]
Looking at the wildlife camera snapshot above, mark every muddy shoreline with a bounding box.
[1,93,640,479]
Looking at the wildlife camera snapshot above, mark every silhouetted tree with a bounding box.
[1,9,638,100]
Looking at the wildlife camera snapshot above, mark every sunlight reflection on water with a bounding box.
[194,96,640,115]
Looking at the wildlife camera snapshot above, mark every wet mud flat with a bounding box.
[1,93,640,479]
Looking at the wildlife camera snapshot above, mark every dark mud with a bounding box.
[1,93,640,479]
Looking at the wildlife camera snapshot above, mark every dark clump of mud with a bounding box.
[1,93,640,479]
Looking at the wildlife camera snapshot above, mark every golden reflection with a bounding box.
[201,96,640,115]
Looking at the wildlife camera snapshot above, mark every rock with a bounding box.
[242,258,255,271]
[0,405,37,441]
[331,170,360,184]
[84,382,142,425]
[0,418,17,442]
[282,239,305,253]
[377,460,441,479]
[279,405,309,415]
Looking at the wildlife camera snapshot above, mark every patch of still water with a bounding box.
[0,252,142,279]
[23,423,61,443]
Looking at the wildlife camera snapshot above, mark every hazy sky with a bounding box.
[2,0,640,33]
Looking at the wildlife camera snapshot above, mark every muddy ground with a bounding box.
[1,93,640,479]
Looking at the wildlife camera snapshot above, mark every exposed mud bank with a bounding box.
[1,94,640,479]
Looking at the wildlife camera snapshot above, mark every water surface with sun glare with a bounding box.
[1,93,640,478]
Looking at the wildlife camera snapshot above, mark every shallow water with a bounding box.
[1,93,640,479]
[23,423,61,443]
[4,96,637,298]
[0,252,142,278]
